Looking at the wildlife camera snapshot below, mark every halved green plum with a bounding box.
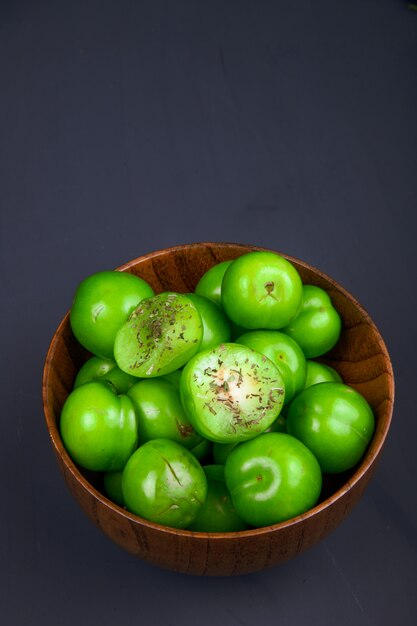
[180,343,285,444]
[114,292,203,377]
[235,330,307,404]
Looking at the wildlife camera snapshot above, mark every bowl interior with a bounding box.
[42,242,394,574]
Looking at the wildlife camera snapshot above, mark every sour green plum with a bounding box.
[60,381,138,472]
[282,285,341,358]
[127,378,202,449]
[189,438,213,462]
[221,252,303,329]
[122,439,207,529]
[160,369,183,387]
[186,293,231,351]
[188,465,248,532]
[195,260,233,307]
[236,330,306,404]
[180,343,285,443]
[114,292,203,377]
[305,360,342,388]
[74,356,137,393]
[225,433,322,527]
[213,442,239,465]
[265,413,287,433]
[287,382,375,473]
[103,471,124,507]
[70,270,154,359]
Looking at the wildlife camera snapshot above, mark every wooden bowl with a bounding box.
[42,242,394,575]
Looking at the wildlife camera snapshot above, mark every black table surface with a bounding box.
[1,1,416,624]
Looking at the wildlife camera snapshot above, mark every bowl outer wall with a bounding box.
[42,242,394,575]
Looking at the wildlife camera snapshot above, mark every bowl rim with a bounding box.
[42,241,395,540]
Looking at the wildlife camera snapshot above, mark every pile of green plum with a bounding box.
[60,251,375,532]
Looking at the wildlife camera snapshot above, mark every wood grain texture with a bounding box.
[42,243,394,575]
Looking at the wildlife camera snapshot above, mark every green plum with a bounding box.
[60,381,138,472]
[160,369,183,387]
[236,330,307,404]
[188,465,249,532]
[127,378,202,449]
[213,442,239,465]
[282,285,341,358]
[264,413,287,433]
[74,356,137,393]
[103,470,124,507]
[287,382,375,473]
[180,343,285,443]
[305,360,342,388]
[225,432,322,527]
[195,260,233,307]
[122,439,207,529]
[114,292,203,377]
[221,252,303,329]
[186,293,231,351]
[70,270,154,359]
[203,464,226,481]
[189,437,213,462]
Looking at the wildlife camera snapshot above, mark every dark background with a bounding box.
[1,1,416,624]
